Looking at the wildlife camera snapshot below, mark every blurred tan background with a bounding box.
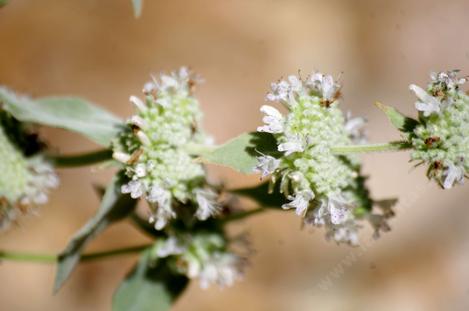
[1,0,469,310]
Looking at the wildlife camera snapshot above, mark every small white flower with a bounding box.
[147,185,175,230]
[178,66,190,80]
[443,163,465,189]
[257,105,284,133]
[345,112,367,144]
[266,80,290,102]
[121,180,145,199]
[278,136,304,156]
[155,236,187,258]
[430,70,467,91]
[287,75,302,93]
[134,163,147,178]
[194,188,221,221]
[129,115,147,129]
[142,81,156,94]
[282,189,314,216]
[160,74,180,91]
[112,151,131,163]
[307,72,341,102]
[198,253,245,289]
[328,195,351,225]
[308,195,351,226]
[147,185,170,205]
[129,95,147,112]
[409,84,441,116]
[20,158,59,206]
[254,155,280,178]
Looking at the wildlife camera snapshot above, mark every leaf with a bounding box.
[113,251,188,311]
[0,87,123,146]
[131,0,143,18]
[0,0,8,7]
[375,101,419,133]
[54,175,138,292]
[232,181,286,208]
[201,132,278,174]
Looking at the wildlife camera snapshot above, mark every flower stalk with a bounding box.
[0,244,151,264]
[331,141,411,155]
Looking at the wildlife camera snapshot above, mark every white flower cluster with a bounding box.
[408,70,468,189]
[112,67,221,230]
[0,122,59,231]
[255,72,393,245]
[152,233,248,289]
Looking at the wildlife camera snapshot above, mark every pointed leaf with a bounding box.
[375,101,419,133]
[201,132,278,173]
[54,174,137,292]
[0,87,123,146]
[113,251,188,311]
[131,0,143,18]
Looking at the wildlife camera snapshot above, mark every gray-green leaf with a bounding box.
[54,175,137,292]
[0,87,123,146]
[375,101,418,133]
[113,251,188,311]
[201,132,278,173]
[131,0,143,18]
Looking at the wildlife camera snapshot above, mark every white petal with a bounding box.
[130,95,147,112]
[278,139,304,155]
[260,105,282,119]
[129,115,147,129]
[113,152,131,163]
[136,131,151,146]
[254,155,280,178]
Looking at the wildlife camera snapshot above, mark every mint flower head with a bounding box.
[112,67,221,230]
[0,111,59,231]
[255,71,394,245]
[151,232,248,289]
[408,70,469,189]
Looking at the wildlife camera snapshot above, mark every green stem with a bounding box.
[0,244,150,264]
[48,149,113,168]
[222,207,266,223]
[0,251,56,263]
[331,141,411,155]
[80,244,150,261]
